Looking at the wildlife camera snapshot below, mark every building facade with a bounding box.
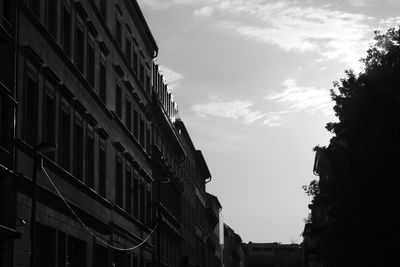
[205,193,222,267]
[0,1,222,267]
[223,224,244,267]
[243,242,302,267]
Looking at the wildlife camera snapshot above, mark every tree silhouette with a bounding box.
[304,27,400,267]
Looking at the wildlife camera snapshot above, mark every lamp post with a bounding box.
[30,143,57,267]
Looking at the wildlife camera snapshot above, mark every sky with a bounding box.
[137,0,400,244]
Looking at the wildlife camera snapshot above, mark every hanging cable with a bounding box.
[42,166,158,251]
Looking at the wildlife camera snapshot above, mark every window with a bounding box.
[125,98,132,131]
[99,52,107,102]
[62,5,72,57]
[145,74,150,94]
[146,187,151,225]
[37,224,56,267]
[3,0,12,22]
[133,109,138,138]
[66,235,87,267]
[98,139,107,197]
[100,0,107,21]
[24,72,39,145]
[115,84,122,118]
[125,165,132,215]
[29,0,41,18]
[59,101,70,170]
[139,118,145,147]
[115,17,122,46]
[133,174,139,218]
[145,127,150,152]
[87,34,95,87]
[75,16,85,73]
[140,183,145,223]
[125,37,132,67]
[37,226,87,267]
[95,245,108,267]
[85,128,94,189]
[132,254,138,267]
[133,50,138,73]
[115,156,123,207]
[46,0,58,39]
[43,86,56,160]
[0,95,11,150]
[139,62,144,85]
[57,231,66,267]
[73,118,84,181]
[113,250,129,267]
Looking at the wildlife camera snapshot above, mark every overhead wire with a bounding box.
[42,166,158,251]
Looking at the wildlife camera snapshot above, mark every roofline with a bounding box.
[196,150,211,180]
[206,192,222,209]
[127,0,159,57]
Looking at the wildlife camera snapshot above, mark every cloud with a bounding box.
[194,6,215,16]
[264,79,334,115]
[348,0,373,7]
[380,16,400,27]
[159,66,184,91]
[138,0,400,71]
[387,0,400,7]
[218,2,373,70]
[191,97,266,123]
[263,114,285,127]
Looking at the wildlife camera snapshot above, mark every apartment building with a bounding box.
[175,120,211,267]
[0,1,222,267]
[223,224,244,267]
[1,0,158,266]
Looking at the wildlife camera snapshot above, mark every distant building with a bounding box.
[243,242,302,267]
[205,193,222,267]
[223,224,244,267]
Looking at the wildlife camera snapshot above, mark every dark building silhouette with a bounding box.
[205,193,222,267]
[243,242,302,267]
[302,149,328,267]
[223,224,244,267]
[0,1,222,267]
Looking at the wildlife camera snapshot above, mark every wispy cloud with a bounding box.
[139,0,380,70]
[194,6,215,17]
[380,16,400,26]
[159,66,184,91]
[348,0,373,7]
[191,97,266,124]
[218,2,373,70]
[264,79,333,115]
[387,0,400,7]
[263,114,285,127]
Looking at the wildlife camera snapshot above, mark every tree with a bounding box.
[305,27,400,267]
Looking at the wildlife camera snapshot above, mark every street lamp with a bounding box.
[30,143,57,267]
